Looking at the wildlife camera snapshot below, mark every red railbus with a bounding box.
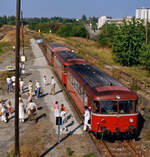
[66,64,138,137]
[54,50,89,87]
[46,43,70,66]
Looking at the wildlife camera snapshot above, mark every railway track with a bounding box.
[90,134,146,157]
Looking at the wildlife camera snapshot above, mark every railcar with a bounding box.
[46,42,70,66]
[54,50,89,87]
[66,64,138,137]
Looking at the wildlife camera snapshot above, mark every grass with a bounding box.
[6,152,15,157]
[84,153,96,157]
[144,131,150,140]
[145,113,150,119]
[0,42,10,55]
[66,147,74,156]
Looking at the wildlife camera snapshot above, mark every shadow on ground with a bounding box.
[39,123,83,157]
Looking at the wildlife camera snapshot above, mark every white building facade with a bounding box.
[97,16,108,29]
[97,16,128,29]
[136,8,150,22]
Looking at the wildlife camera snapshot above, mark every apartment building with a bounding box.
[136,7,150,22]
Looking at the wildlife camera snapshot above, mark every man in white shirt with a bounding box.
[6,77,12,93]
[83,106,91,131]
[28,99,38,122]
[50,76,56,95]
[11,76,15,91]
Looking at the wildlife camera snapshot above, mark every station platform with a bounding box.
[30,39,83,135]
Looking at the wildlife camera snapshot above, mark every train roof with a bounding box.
[57,51,82,60]
[68,64,137,100]
[56,51,89,65]
[69,64,123,87]
[47,42,67,49]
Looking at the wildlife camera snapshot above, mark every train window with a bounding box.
[101,101,117,114]
[92,101,100,113]
[83,91,88,105]
[55,57,62,69]
[119,100,134,114]
[47,48,52,56]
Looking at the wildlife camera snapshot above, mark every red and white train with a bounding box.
[46,42,138,138]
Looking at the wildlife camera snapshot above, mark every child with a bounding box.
[8,101,12,117]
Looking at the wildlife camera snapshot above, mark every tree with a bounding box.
[56,23,88,38]
[139,44,150,72]
[96,23,118,46]
[112,18,145,66]
[81,15,87,23]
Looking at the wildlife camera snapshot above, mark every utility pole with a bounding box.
[146,9,149,45]
[15,0,20,156]
[21,10,24,55]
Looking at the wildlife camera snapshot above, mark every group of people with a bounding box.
[53,101,91,132]
[53,101,69,131]
[0,100,12,123]
[18,97,38,123]
[4,70,91,131]
[6,76,24,94]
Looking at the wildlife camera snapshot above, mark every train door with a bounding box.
[63,65,67,87]
[51,52,54,66]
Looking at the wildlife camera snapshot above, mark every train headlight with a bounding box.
[129,118,134,123]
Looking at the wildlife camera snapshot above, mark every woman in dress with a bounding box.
[19,99,25,122]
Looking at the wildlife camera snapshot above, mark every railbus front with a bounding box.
[91,86,138,138]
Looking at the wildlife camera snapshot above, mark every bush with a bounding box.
[56,23,88,38]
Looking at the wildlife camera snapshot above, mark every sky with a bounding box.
[0,0,150,19]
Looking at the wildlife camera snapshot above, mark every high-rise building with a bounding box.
[136,7,150,22]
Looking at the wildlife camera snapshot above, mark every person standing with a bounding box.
[19,99,25,122]
[6,76,12,93]
[60,104,67,131]
[21,63,25,74]
[0,103,7,123]
[20,78,24,94]
[83,106,91,131]
[54,101,59,117]
[11,75,15,91]
[28,80,33,96]
[28,99,38,122]
[50,76,56,95]
[19,63,22,77]
[35,80,41,98]
[8,101,12,118]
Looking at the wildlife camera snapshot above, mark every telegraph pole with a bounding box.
[146,9,149,45]
[15,0,20,156]
[21,10,24,55]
